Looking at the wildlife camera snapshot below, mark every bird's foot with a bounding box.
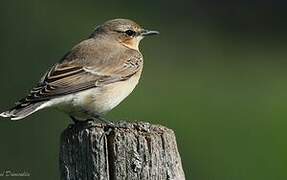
[92,115,115,127]
[70,115,114,136]
[70,116,86,124]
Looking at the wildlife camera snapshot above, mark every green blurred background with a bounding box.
[0,0,287,179]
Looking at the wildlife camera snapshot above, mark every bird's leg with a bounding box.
[92,114,114,126]
[70,116,82,124]
[70,115,103,130]
[70,114,114,136]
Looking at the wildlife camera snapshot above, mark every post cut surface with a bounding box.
[60,121,185,180]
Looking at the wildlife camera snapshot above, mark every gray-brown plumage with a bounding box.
[0,19,159,120]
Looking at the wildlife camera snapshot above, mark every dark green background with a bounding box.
[0,0,287,179]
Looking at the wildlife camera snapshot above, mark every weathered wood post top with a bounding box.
[60,121,185,180]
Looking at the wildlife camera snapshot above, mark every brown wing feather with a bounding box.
[18,49,143,104]
[21,64,102,102]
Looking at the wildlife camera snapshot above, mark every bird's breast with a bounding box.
[92,71,142,113]
[53,70,142,118]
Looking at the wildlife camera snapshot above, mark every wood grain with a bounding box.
[59,121,185,180]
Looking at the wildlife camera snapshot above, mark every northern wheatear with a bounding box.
[0,18,159,121]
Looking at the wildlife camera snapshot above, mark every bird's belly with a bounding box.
[50,72,141,119]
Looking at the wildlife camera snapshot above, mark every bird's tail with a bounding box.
[0,102,46,120]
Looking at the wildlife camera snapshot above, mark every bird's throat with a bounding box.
[120,39,140,50]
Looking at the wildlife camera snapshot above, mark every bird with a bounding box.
[0,18,159,122]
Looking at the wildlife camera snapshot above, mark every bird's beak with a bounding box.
[140,29,160,36]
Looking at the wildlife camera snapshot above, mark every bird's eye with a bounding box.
[125,30,136,36]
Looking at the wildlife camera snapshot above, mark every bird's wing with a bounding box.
[17,48,143,104]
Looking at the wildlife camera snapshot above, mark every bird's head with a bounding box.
[91,19,159,50]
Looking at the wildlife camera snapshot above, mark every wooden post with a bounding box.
[59,121,185,180]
